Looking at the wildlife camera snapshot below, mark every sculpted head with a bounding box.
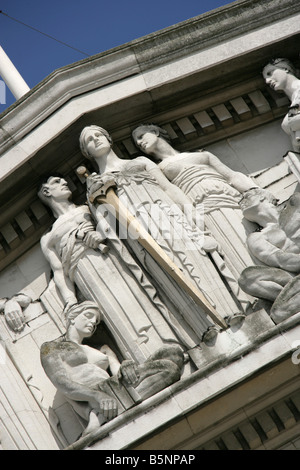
[65,301,101,338]
[79,125,113,160]
[37,174,72,207]
[132,123,171,156]
[239,188,279,223]
[263,58,298,92]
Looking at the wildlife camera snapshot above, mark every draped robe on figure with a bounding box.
[49,205,198,364]
[87,158,244,335]
[158,155,257,302]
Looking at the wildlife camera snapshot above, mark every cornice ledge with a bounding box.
[130,0,300,70]
[0,49,139,155]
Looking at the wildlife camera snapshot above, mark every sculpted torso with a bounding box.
[158,152,210,181]
[249,224,300,254]
[58,341,110,387]
[42,206,91,253]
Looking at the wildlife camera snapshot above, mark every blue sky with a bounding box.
[0,0,233,111]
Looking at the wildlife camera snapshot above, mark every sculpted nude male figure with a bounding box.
[239,189,300,322]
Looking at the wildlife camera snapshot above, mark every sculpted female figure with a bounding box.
[263,58,300,153]
[132,124,258,287]
[41,301,184,437]
[79,125,244,333]
[38,174,196,364]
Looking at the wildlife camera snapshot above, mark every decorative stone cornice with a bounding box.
[129,0,300,70]
[200,389,300,450]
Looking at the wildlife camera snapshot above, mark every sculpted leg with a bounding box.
[133,346,184,399]
[271,274,300,323]
[238,266,292,301]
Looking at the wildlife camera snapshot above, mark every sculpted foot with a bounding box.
[82,410,105,437]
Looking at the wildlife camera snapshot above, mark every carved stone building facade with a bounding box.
[0,0,300,450]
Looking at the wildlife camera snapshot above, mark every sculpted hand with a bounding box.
[4,299,26,332]
[83,231,106,250]
[99,397,118,421]
[86,173,100,192]
[120,359,140,386]
[87,173,116,194]
[202,236,220,253]
[63,298,78,315]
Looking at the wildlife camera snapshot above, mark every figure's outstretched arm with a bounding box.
[100,344,121,376]
[201,150,257,193]
[41,236,77,308]
[101,344,140,386]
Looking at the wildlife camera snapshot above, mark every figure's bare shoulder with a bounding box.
[194,149,210,157]
[40,229,53,250]
[41,338,80,362]
[247,231,277,262]
[41,338,64,356]
[183,150,210,165]
[136,155,156,168]
[248,231,263,241]
[247,231,267,250]
[40,338,69,366]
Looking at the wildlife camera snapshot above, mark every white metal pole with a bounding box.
[0,45,30,99]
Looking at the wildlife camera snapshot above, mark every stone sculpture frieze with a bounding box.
[36,63,300,442]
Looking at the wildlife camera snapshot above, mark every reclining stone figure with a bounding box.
[40,301,184,437]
